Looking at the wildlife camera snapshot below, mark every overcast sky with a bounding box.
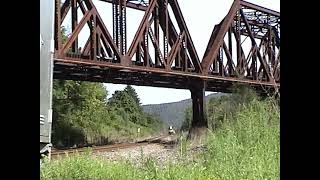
[62,0,280,105]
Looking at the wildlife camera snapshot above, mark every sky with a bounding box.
[62,0,280,105]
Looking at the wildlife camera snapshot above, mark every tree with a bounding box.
[108,90,139,114]
[124,85,141,108]
[52,80,109,147]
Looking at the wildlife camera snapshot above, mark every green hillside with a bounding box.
[142,93,225,128]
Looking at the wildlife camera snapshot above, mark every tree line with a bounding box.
[52,81,163,148]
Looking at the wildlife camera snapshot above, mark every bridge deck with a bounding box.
[54,58,278,95]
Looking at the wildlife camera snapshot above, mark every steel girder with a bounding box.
[201,0,280,85]
[53,0,280,94]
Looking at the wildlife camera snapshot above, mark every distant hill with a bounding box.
[142,93,225,128]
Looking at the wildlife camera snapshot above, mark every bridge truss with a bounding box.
[52,0,280,128]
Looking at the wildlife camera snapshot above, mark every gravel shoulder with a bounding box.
[94,135,207,167]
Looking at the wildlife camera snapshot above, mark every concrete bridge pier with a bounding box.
[188,80,208,140]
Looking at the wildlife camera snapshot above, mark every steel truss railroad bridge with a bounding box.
[53,0,280,128]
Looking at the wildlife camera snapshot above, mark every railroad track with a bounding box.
[51,134,173,158]
[51,142,148,158]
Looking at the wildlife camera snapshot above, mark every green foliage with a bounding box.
[60,26,68,44]
[108,90,139,113]
[108,87,162,129]
[179,134,188,157]
[53,79,163,148]
[203,99,279,179]
[42,98,279,179]
[180,107,192,131]
[124,85,141,108]
[52,80,108,147]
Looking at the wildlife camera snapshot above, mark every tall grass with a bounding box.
[202,98,280,179]
[41,99,279,180]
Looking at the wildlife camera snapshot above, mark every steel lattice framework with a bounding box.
[53,0,280,94]
[202,0,280,92]
[52,0,280,128]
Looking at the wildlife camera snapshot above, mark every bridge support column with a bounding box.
[188,81,208,140]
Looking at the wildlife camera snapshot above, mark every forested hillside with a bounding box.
[142,93,225,128]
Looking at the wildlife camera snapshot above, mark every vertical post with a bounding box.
[262,39,269,81]
[270,28,276,78]
[175,47,181,68]
[96,32,100,59]
[113,0,119,53]
[188,80,208,139]
[122,0,127,55]
[218,47,223,76]
[184,36,187,71]
[228,27,233,76]
[268,26,272,71]
[164,0,169,63]
[252,44,257,80]
[136,42,141,64]
[90,15,96,60]
[54,0,61,55]
[236,11,241,74]
[71,0,78,52]
[143,30,149,67]
[154,5,159,66]
[119,0,123,54]
[272,35,276,67]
